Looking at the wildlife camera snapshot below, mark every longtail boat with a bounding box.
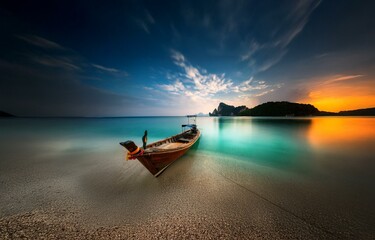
[120,115,201,177]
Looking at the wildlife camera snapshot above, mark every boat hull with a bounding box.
[127,129,200,176]
[137,147,191,176]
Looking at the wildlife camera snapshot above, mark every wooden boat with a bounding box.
[120,115,201,177]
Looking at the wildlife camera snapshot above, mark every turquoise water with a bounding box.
[1,116,375,195]
[1,117,375,237]
[1,116,375,178]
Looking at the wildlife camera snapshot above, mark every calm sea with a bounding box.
[1,116,375,236]
[3,116,373,175]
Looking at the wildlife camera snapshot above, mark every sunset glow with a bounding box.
[309,95,375,112]
[301,76,375,112]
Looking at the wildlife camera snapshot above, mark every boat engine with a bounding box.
[191,124,197,133]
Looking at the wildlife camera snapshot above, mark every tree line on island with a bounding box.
[209,102,375,117]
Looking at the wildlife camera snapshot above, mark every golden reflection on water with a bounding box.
[307,117,375,147]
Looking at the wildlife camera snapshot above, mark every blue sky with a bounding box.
[0,0,375,116]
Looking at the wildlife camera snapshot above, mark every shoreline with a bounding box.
[1,153,370,239]
[1,117,375,239]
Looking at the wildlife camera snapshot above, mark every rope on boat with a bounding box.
[126,148,144,160]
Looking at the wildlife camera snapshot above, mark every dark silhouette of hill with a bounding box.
[0,111,15,117]
[338,108,375,116]
[209,101,375,117]
[316,111,337,116]
[209,102,248,116]
[239,102,319,116]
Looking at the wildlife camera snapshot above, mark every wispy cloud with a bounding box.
[241,40,262,61]
[257,50,288,72]
[173,1,321,74]
[18,34,128,77]
[135,9,156,34]
[311,74,366,85]
[254,89,275,97]
[91,63,129,77]
[171,49,186,63]
[170,50,233,97]
[137,20,150,34]
[92,64,119,73]
[232,78,269,93]
[277,0,321,48]
[156,50,276,106]
[0,55,137,117]
[159,79,185,94]
[32,55,81,71]
[17,35,65,50]
[145,9,155,24]
[18,34,83,71]
[238,0,321,72]
[331,74,364,82]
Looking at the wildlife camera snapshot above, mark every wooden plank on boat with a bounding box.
[155,142,185,150]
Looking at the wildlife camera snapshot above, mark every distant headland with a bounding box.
[209,102,375,117]
[0,111,15,117]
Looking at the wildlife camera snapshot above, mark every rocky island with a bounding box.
[210,101,319,116]
[209,103,248,116]
[209,101,375,117]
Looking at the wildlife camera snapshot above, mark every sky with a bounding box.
[0,0,375,116]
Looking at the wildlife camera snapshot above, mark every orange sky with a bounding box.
[299,75,375,112]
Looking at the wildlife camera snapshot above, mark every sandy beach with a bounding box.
[1,148,373,239]
[1,117,375,239]
[0,156,331,239]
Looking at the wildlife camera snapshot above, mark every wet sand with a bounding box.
[1,141,374,239]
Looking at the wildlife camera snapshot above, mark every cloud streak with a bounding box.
[135,9,156,34]
[18,34,128,78]
[238,0,321,72]
[178,0,321,74]
[0,59,137,116]
[331,74,364,82]
[92,64,119,73]
[155,50,276,108]
[17,35,65,50]
[170,50,233,97]
[0,34,134,116]
[31,55,81,71]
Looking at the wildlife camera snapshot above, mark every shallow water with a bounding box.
[1,117,375,237]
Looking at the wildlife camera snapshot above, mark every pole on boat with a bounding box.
[142,130,148,149]
[184,115,198,133]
